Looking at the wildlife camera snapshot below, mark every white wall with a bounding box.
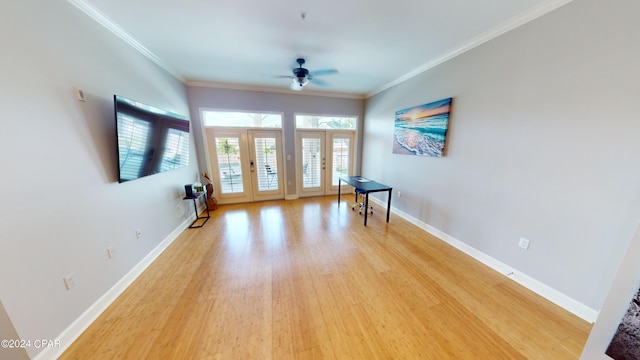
[0,301,28,360]
[2,0,636,358]
[363,0,640,315]
[0,1,198,358]
[581,221,640,359]
[186,85,365,197]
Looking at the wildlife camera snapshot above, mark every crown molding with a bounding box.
[367,0,574,98]
[68,0,571,100]
[186,80,366,100]
[67,0,185,82]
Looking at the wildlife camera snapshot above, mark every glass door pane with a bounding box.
[331,137,350,186]
[302,138,322,188]
[254,137,279,191]
[215,137,244,194]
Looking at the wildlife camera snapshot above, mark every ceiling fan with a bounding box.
[281,58,338,91]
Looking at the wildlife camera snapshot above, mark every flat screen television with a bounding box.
[114,95,190,182]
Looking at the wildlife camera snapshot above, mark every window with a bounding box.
[295,115,357,129]
[203,110,282,128]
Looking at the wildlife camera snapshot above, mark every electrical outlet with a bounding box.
[397,191,401,198]
[518,237,530,250]
[63,273,78,290]
[135,229,142,239]
[107,246,116,259]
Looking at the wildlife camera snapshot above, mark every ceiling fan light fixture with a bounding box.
[293,76,308,87]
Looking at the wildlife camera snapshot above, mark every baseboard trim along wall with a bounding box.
[34,215,195,360]
[368,197,599,323]
[36,195,598,359]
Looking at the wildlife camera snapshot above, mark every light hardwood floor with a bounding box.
[60,196,591,359]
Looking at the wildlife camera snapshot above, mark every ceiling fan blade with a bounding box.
[276,75,293,79]
[311,69,338,77]
[310,78,330,87]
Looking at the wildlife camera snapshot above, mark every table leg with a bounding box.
[386,189,392,223]
[364,193,369,226]
[338,178,342,204]
[203,193,210,219]
[187,193,210,228]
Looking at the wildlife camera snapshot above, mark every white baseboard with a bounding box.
[368,197,599,323]
[35,195,599,360]
[34,215,194,360]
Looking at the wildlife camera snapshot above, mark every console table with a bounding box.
[338,176,392,226]
[183,191,210,228]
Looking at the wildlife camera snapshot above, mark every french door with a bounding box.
[206,128,285,204]
[297,131,355,197]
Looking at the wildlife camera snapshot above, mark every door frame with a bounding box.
[205,127,286,204]
[296,130,355,197]
[247,129,285,202]
[297,131,326,197]
[326,131,356,195]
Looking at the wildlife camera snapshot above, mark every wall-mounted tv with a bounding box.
[114,95,190,183]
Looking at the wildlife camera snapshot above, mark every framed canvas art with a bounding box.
[393,97,452,157]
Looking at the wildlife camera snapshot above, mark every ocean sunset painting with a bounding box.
[393,97,452,157]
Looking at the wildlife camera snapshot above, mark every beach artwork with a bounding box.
[606,286,640,360]
[393,97,452,157]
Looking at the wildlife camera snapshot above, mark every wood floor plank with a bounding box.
[60,196,591,359]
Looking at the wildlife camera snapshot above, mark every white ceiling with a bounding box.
[71,0,570,97]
